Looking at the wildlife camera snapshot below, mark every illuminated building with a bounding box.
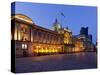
[73,27,94,52]
[53,19,74,53]
[80,27,94,51]
[11,14,95,57]
[73,35,85,52]
[11,14,64,57]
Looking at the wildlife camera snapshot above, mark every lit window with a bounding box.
[24,44,27,49]
[22,44,25,49]
[22,44,27,49]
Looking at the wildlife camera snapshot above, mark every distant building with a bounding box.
[73,27,94,52]
[73,35,84,52]
[80,27,88,35]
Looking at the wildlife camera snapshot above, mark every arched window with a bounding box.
[19,24,30,41]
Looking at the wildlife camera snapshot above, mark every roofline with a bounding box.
[12,17,63,36]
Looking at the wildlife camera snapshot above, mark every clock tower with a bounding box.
[53,18,61,31]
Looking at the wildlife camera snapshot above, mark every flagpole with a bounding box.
[56,11,62,29]
[61,12,69,29]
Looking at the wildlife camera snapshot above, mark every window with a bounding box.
[19,24,30,41]
[22,44,27,49]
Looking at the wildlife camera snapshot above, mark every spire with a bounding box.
[55,18,57,22]
[54,18,59,25]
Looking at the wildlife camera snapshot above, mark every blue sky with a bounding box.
[11,2,97,43]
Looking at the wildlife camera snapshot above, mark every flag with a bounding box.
[61,12,66,18]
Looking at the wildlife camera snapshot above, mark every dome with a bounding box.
[11,14,33,24]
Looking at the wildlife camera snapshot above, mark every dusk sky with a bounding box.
[12,2,97,43]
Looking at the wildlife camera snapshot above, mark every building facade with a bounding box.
[73,27,94,52]
[11,14,64,57]
[53,19,74,53]
[11,14,95,57]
